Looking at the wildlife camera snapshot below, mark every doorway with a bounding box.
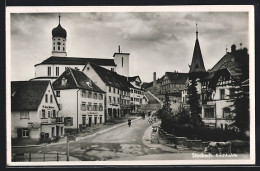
[94,117,97,125]
[89,117,92,127]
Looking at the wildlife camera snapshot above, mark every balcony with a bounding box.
[41,118,56,124]
[56,117,64,123]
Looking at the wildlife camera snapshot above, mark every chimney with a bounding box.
[118,45,121,53]
[231,44,236,53]
[153,72,156,86]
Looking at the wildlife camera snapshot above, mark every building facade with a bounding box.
[128,76,145,113]
[11,81,63,144]
[82,62,131,121]
[52,68,105,133]
[185,25,249,128]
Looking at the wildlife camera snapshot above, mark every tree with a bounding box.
[187,78,204,127]
[175,104,191,126]
[159,93,176,133]
[230,78,249,134]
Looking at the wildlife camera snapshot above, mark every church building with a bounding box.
[32,15,130,82]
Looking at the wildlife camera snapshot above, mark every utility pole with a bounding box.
[67,137,70,161]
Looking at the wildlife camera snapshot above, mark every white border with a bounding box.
[6,5,255,166]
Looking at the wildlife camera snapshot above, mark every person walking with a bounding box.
[128,119,131,127]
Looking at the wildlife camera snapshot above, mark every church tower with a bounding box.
[189,23,207,79]
[51,14,67,57]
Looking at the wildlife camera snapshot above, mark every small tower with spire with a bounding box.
[189,23,207,79]
[52,13,67,57]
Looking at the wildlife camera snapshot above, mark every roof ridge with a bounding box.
[69,67,80,87]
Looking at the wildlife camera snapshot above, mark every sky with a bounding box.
[10,12,249,82]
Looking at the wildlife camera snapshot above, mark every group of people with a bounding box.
[128,110,158,127]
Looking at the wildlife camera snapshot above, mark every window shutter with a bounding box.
[17,128,22,138]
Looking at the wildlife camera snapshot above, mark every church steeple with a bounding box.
[52,13,67,57]
[189,23,206,75]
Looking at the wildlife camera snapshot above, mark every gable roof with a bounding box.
[189,39,206,73]
[165,72,188,84]
[35,56,116,67]
[11,81,50,110]
[52,68,104,93]
[88,62,134,91]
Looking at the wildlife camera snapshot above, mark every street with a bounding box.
[12,117,172,161]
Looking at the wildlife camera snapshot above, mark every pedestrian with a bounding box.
[128,119,131,127]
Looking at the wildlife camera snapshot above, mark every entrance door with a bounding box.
[94,117,97,125]
[89,117,92,127]
[82,116,86,126]
[51,127,55,137]
[56,126,59,137]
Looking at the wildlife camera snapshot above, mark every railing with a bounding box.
[41,118,63,124]
[56,117,64,123]
[12,152,75,162]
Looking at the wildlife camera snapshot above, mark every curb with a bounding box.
[142,121,179,153]
[13,116,142,148]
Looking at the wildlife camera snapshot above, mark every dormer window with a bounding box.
[61,77,67,86]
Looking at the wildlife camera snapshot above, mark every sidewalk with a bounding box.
[12,115,142,148]
[142,120,179,153]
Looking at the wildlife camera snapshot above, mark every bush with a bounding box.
[173,125,248,141]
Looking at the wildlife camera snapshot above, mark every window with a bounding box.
[61,78,67,86]
[48,67,51,76]
[82,90,86,98]
[93,93,97,99]
[135,81,140,86]
[113,97,116,103]
[88,92,92,98]
[63,47,65,51]
[58,46,60,50]
[131,97,133,101]
[45,94,48,103]
[122,57,123,67]
[64,117,73,126]
[204,108,214,118]
[81,103,86,111]
[75,67,78,70]
[113,87,115,93]
[22,129,29,138]
[220,89,225,99]
[20,111,29,119]
[53,110,56,118]
[50,95,53,103]
[87,102,92,111]
[118,89,120,94]
[223,107,232,119]
[130,89,133,93]
[53,47,55,50]
[41,109,46,118]
[109,96,111,103]
[93,104,98,111]
[99,104,103,111]
[56,67,59,76]
[111,68,114,72]
[87,67,90,70]
[56,91,60,97]
[109,87,111,92]
[48,111,51,118]
[99,94,103,100]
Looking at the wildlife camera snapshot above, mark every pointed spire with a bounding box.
[58,13,61,24]
[196,22,198,39]
[189,24,206,74]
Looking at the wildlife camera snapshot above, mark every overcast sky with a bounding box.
[10,12,249,82]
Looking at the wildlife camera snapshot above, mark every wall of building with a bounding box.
[52,36,67,57]
[35,64,115,79]
[11,110,39,138]
[114,53,129,77]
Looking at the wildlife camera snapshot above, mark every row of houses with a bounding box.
[11,16,146,143]
[143,29,249,129]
